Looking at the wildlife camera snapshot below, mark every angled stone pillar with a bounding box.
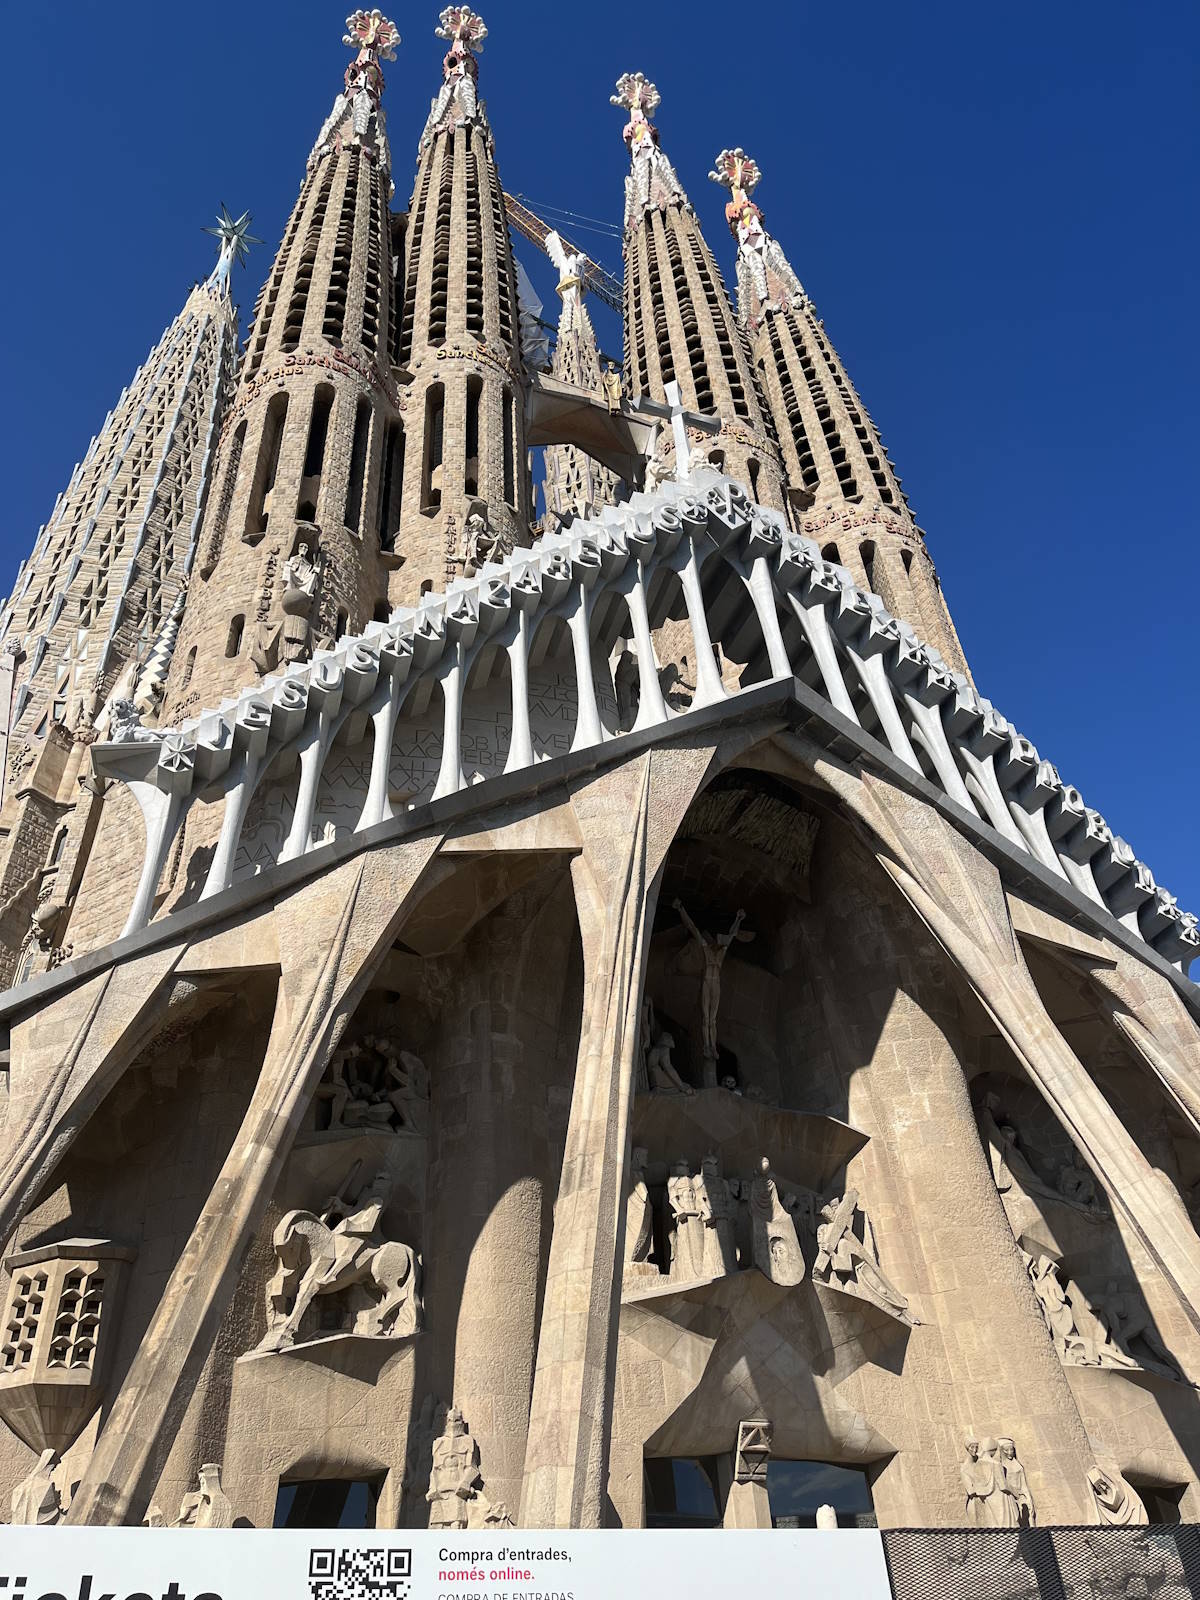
[778,730,1200,1338]
[0,943,189,1248]
[518,742,722,1527]
[64,836,445,1525]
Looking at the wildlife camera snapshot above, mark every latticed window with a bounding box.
[47,1264,105,1370]
[1,1267,48,1371]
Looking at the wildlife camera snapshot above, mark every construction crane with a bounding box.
[503,192,624,315]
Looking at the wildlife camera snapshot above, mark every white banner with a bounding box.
[0,1529,893,1600]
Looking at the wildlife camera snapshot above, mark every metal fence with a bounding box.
[882,1526,1200,1599]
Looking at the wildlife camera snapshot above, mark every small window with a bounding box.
[49,828,68,866]
[748,458,761,499]
[226,615,244,657]
[860,540,876,591]
[821,543,840,564]
[273,1477,381,1530]
[502,385,516,508]
[900,548,913,575]
[180,645,197,691]
[419,578,433,597]
[373,599,390,622]
[335,608,349,640]
[767,1460,876,1529]
[644,1458,722,1529]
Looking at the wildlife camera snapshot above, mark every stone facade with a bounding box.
[0,4,1197,1546]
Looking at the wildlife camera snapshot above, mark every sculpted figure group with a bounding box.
[960,1436,1035,1527]
[624,1151,913,1319]
[1025,1250,1186,1384]
[258,1164,422,1352]
[316,1035,430,1135]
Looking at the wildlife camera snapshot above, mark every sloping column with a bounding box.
[775,730,1200,1336]
[518,743,719,1527]
[64,835,446,1525]
[0,943,190,1247]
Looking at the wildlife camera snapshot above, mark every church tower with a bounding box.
[612,74,785,508]
[392,5,532,597]
[711,147,969,675]
[161,8,404,722]
[540,231,620,528]
[0,216,246,983]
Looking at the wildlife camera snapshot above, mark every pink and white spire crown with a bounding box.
[709,146,807,320]
[610,73,689,230]
[420,6,491,149]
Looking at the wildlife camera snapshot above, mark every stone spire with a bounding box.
[0,223,243,983]
[611,77,785,506]
[419,6,491,151]
[541,232,619,528]
[391,6,532,599]
[711,147,969,674]
[162,9,404,722]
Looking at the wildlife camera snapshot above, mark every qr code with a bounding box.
[309,1547,412,1600]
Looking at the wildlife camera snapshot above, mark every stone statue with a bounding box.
[1087,1465,1148,1526]
[144,1502,165,1527]
[426,1406,483,1530]
[258,1166,422,1351]
[697,1150,739,1277]
[613,647,639,730]
[673,899,754,1083]
[1025,1251,1145,1374]
[815,1189,915,1323]
[644,424,673,492]
[280,541,321,664]
[997,1437,1035,1527]
[749,1157,806,1286]
[961,1437,1006,1527]
[462,510,509,575]
[315,1037,430,1134]
[816,1503,838,1529]
[667,1158,704,1281]
[11,1448,63,1525]
[647,1028,693,1096]
[174,1462,234,1529]
[602,363,623,413]
[1093,1281,1186,1384]
[980,1093,1107,1219]
[107,697,159,745]
[624,1146,656,1279]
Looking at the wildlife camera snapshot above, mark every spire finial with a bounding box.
[203,205,262,294]
[709,148,766,250]
[610,72,661,152]
[709,147,807,321]
[343,8,400,64]
[419,7,490,150]
[610,74,688,230]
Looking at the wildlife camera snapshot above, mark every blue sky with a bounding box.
[2,1,1197,910]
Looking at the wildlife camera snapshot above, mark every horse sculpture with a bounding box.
[259,1171,422,1351]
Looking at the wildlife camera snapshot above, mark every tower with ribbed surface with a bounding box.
[711,146,968,675]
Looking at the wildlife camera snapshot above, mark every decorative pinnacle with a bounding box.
[203,205,261,292]
[343,8,400,60]
[436,5,488,67]
[710,148,761,199]
[611,72,662,154]
[710,148,766,245]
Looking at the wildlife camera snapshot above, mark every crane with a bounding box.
[503,192,624,315]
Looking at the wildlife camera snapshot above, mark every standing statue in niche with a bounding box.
[814,1189,916,1324]
[11,1448,63,1525]
[426,1406,482,1530]
[624,1146,657,1280]
[258,1166,422,1351]
[667,1158,704,1281]
[280,540,321,664]
[673,899,754,1085]
[697,1150,739,1277]
[1087,1466,1148,1526]
[960,1437,1007,1528]
[749,1157,806,1286]
[613,647,640,731]
[173,1463,234,1529]
[997,1438,1035,1526]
